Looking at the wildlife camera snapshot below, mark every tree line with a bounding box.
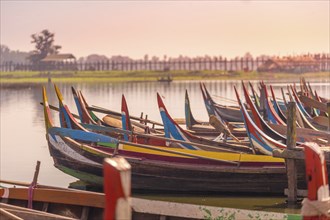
[1,29,329,73]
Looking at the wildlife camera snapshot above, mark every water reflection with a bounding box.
[135,193,301,214]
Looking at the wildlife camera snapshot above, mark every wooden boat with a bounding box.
[0,203,78,220]
[262,84,286,125]
[242,82,289,145]
[72,87,101,126]
[120,93,167,146]
[69,85,249,152]
[299,94,328,114]
[299,77,312,97]
[157,75,173,83]
[72,86,160,134]
[71,86,243,149]
[239,84,330,155]
[185,89,246,138]
[46,126,289,194]
[0,157,303,220]
[235,86,288,155]
[297,80,320,118]
[3,142,327,220]
[291,85,314,120]
[269,85,288,124]
[184,89,214,131]
[57,86,255,157]
[243,82,330,145]
[268,123,329,144]
[290,86,328,131]
[200,82,245,122]
[51,86,241,154]
[72,86,221,138]
[71,86,164,131]
[157,92,253,153]
[42,86,299,194]
[300,77,330,103]
[71,86,165,146]
[0,191,303,220]
[249,81,261,112]
[312,116,329,129]
[293,81,329,124]
[0,183,104,219]
[185,89,202,129]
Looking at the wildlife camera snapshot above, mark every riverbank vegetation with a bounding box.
[0,70,329,84]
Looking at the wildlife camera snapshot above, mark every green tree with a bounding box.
[28,29,61,65]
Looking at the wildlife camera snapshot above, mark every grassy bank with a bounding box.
[0,70,329,84]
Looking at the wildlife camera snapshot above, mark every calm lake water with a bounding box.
[1,78,329,213]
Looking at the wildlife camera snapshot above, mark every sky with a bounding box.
[1,1,329,59]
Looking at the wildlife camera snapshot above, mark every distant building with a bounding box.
[41,53,76,70]
[41,53,76,62]
[257,56,320,73]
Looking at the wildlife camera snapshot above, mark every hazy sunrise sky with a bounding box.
[1,1,329,59]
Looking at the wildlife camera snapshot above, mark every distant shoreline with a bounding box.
[0,70,329,84]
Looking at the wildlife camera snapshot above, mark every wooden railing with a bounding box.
[1,58,329,72]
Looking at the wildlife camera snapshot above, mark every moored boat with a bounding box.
[42,86,294,194]
[157,92,253,153]
[200,82,245,122]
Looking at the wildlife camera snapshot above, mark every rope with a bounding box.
[301,198,330,217]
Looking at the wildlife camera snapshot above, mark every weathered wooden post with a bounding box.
[241,58,244,71]
[28,161,41,209]
[229,59,232,71]
[286,102,297,205]
[109,60,113,71]
[120,62,124,71]
[101,60,105,70]
[106,60,109,71]
[136,60,139,71]
[148,61,152,71]
[224,58,227,72]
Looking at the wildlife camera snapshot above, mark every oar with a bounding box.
[211,95,238,104]
[209,115,241,143]
[42,103,161,133]
[0,207,23,220]
[40,102,81,120]
[0,179,83,192]
[88,105,164,127]
[0,203,76,220]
